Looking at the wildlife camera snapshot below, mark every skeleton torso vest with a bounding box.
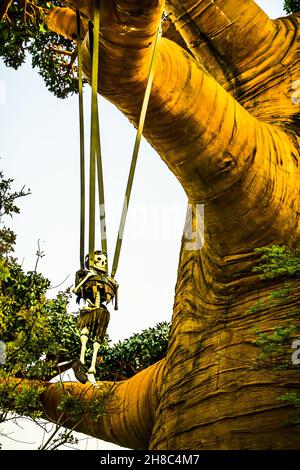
[75,269,118,309]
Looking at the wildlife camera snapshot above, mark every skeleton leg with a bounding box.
[72,326,89,384]
[80,327,89,364]
[87,341,100,386]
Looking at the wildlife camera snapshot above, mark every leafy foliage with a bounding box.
[56,385,106,424]
[251,246,300,366]
[0,380,45,420]
[249,245,300,421]
[0,1,80,98]
[277,393,300,425]
[284,0,300,13]
[0,170,30,256]
[253,245,300,280]
[29,28,79,98]
[254,325,298,369]
[99,322,170,381]
[0,266,78,381]
[40,429,79,450]
[278,393,300,409]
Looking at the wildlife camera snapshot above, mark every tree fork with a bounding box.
[10,0,300,450]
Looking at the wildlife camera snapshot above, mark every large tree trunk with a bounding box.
[26,0,300,449]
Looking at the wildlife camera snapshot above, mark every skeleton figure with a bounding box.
[72,251,118,385]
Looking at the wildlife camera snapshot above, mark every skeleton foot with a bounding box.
[72,360,88,384]
[87,373,99,387]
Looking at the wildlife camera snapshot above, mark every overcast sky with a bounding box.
[0,0,286,450]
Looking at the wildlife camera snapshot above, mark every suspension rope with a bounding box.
[111,26,162,279]
[89,0,100,269]
[95,104,108,263]
[77,6,108,273]
[76,10,85,270]
[76,3,161,282]
[88,13,108,270]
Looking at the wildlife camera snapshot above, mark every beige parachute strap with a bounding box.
[77,4,162,282]
[111,26,162,279]
[76,9,85,270]
[88,0,103,270]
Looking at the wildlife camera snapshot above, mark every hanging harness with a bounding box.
[75,0,161,309]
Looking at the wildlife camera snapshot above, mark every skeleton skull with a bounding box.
[94,251,107,272]
[85,250,107,272]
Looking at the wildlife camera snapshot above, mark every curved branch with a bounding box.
[59,0,93,20]
[45,2,191,57]
[45,1,299,251]
[67,0,298,254]
[167,0,277,71]
[45,7,78,40]
[4,359,165,450]
[161,16,193,56]
[83,28,265,204]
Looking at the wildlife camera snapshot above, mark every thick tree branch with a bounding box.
[60,0,93,20]
[161,16,192,55]
[58,1,295,254]
[166,3,300,132]
[4,360,165,449]
[167,0,277,70]
[79,7,256,201]
[3,1,300,451]
[45,7,78,40]
[44,1,299,252]
[84,28,296,213]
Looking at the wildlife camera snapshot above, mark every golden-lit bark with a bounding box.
[25,0,300,449]
[43,360,165,449]
[5,360,165,450]
[0,0,12,22]
[45,7,78,40]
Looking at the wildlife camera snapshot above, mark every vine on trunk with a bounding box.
[250,246,300,423]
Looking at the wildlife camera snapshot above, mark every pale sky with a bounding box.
[0,0,286,450]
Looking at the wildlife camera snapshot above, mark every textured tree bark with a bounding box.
[5,359,165,449]
[25,0,300,449]
[41,359,165,449]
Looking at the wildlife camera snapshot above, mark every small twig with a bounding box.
[39,412,65,450]
[14,185,31,199]
[48,274,71,290]
[0,0,13,22]
[0,431,35,445]
[49,417,85,450]
[49,46,74,56]
[34,239,45,272]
